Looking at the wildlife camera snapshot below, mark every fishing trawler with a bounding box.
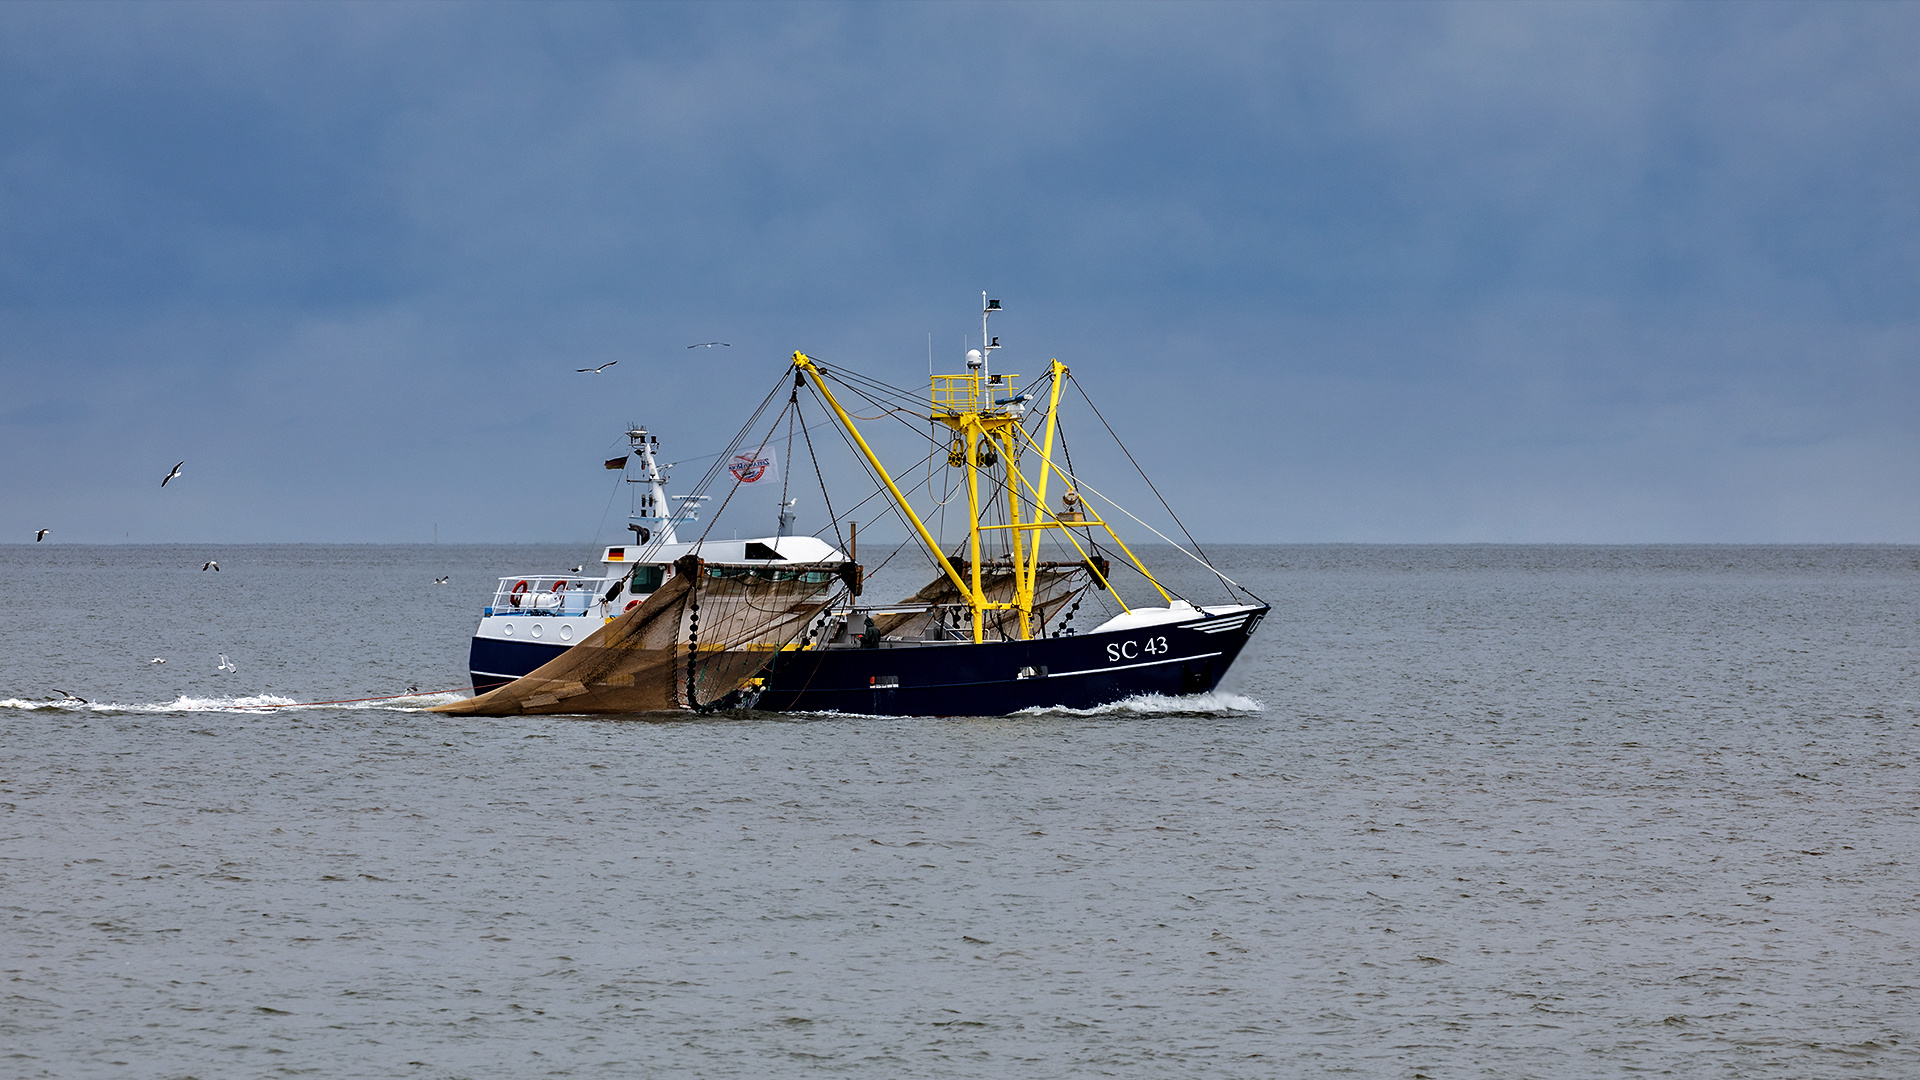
[437,297,1266,717]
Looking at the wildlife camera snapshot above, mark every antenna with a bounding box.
[981,292,1001,384]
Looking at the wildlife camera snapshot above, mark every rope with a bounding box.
[779,377,798,521]
[865,537,915,578]
[589,466,625,549]
[690,373,791,549]
[812,359,942,441]
[799,400,847,556]
[649,417,838,471]
[1036,461,1266,601]
[1068,375,1248,603]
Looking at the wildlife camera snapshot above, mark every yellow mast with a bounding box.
[1025,360,1068,618]
[964,416,984,641]
[930,347,1033,640]
[795,303,1172,643]
[1001,423,1025,638]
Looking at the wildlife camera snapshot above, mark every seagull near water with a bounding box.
[433,575,449,585]
[161,461,184,487]
[576,360,618,373]
[688,342,731,349]
[202,560,219,572]
[53,689,88,704]
[216,654,237,675]
[148,657,166,665]
[36,529,49,542]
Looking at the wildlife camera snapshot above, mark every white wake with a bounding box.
[0,691,466,714]
[1012,690,1266,717]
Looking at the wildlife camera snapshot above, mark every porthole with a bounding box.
[502,623,513,637]
[560,624,574,641]
[531,624,543,639]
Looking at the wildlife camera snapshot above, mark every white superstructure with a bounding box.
[468,426,849,666]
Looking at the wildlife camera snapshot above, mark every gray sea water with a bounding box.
[3,543,1918,1078]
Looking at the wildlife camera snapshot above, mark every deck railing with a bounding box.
[930,371,1021,414]
[486,575,618,616]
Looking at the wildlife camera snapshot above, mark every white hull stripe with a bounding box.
[1050,651,1224,680]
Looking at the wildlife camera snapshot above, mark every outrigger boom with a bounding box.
[793,345,1167,645]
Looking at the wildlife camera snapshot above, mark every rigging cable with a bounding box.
[1058,410,1100,570]
[797,394,848,559]
[819,403,936,560]
[1008,414,1266,601]
[1028,457,1266,602]
[814,361,927,411]
[828,443,944,522]
[684,372,790,550]
[588,464,626,551]
[1068,374,1250,604]
[1053,412,1114,591]
[779,375,798,531]
[697,394,795,547]
[809,379,960,576]
[799,367,965,572]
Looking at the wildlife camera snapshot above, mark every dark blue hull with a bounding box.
[471,606,1266,716]
[751,607,1263,714]
[468,635,570,695]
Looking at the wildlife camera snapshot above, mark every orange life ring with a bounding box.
[509,580,530,608]
[551,579,567,593]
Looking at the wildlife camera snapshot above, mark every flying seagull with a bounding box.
[202,560,219,571]
[216,654,237,674]
[688,342,731,349]
[148,657,166,665]
[161,461,184,487]
[53,689,88,704]
[36,529,49,542]
[576,360,618,373]
[433,575,449,585]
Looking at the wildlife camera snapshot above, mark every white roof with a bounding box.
[605,534,849,566]
[1087,602,1262,634]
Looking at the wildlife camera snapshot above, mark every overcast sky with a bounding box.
[3,1,1915,545]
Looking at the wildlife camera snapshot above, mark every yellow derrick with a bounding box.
[795,352,1169,643]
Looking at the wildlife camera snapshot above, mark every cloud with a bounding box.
[2,1,1915,542]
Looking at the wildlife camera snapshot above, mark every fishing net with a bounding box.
[871,561,1085,642]
[434,554,850,716]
